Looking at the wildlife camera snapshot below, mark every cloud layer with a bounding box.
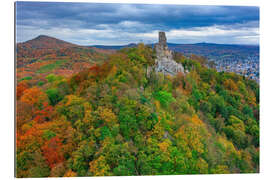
[16,2,259,45]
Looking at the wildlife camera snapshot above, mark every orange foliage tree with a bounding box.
[17,81,29,99]
[21,87,47,109]
[41,136,64,168]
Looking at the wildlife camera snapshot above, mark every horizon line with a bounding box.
[16,34,260,47]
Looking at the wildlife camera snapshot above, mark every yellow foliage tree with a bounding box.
[175,116,209,155]
[195,158,208,174]
[63,170,77,177]
[224,79,238,91]
[89,155,111,176]
[158,139,171,153]
[97,106,117,126]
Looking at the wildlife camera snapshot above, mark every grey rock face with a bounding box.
[154,32,184,76]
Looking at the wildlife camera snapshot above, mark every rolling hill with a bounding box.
[16,35,113,81]
[91,42,259,62]
[17,35,77,49]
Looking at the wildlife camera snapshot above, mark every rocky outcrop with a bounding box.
[154,32,184,76]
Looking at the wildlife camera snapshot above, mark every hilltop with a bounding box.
[17,35,78,49]
[17,35,77,49]
[16,35,113,60]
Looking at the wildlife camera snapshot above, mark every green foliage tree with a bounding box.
[46,88,63,106]
[154,90,176,108]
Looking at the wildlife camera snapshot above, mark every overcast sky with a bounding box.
[16,2,259,45]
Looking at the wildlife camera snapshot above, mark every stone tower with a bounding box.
[154,31,184,76]
[154,31,173,60]
[159,32,167,45]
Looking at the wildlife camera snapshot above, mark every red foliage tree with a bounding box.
[42,136,64,168]
[33,102,54,123]
[16,81,29,99]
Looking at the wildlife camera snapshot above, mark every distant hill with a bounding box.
[90,42,259,52]
[90,43,137,50]
[17,35,77,49]
[167,42,259,60]
[90,42,259,61]
[16,35,113,68]
[16,35,78,61]
[16,35,113,79]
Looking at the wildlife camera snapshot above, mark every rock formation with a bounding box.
[154,32,184,76]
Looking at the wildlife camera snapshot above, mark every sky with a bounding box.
[16,2,260,45]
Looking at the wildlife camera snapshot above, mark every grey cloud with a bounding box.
[15,2,259,45]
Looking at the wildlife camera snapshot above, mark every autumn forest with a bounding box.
[16,35,259,177]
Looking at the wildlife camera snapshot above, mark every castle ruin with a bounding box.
[154,32,185,76]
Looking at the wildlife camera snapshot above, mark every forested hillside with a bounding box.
[16,43,259,177]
